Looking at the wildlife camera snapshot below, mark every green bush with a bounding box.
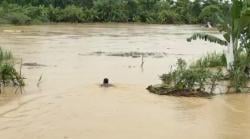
[48,6,62,22]
[199,5,223,25]
[48,5,91,23]
[4,12,31,25]
[60,5,86,22]
[24,5,49,23]
[229,53,250,92]
[92,0,128,22]
[160,58,223,93]
[0,48,24,91]
[229,65,248,92]
[190,53,227,68]
[157,10,181,24]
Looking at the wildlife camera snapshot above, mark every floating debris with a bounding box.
[23,63,47,67]
[80,51,170,58]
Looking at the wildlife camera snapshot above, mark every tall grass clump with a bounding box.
[147,58,223,96]
[0,47,24,94]
[190,53,227,68]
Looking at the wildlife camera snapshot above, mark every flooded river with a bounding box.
[0,24,249,139]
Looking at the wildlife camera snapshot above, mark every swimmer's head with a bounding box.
[103,78,109,84]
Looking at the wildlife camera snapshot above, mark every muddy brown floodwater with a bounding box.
[0,24,249,139]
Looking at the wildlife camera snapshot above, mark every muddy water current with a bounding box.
[0,24,249,139]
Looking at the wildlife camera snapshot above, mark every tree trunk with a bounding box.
[226,35,234,70]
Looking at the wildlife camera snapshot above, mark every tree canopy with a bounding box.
[0,0,232,25]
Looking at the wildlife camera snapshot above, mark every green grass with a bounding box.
[0,48,13,61]
[190,52,227,68]
[160,58,223,94]
[0,47,24,93]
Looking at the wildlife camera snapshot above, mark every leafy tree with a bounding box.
[59,5,86,22]
[92,0,128,22]
[199,5,222,25]
[0,0,235,24]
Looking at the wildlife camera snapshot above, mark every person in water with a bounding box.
[101,78,114,87]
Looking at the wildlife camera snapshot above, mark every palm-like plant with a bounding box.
[187,0,250,70]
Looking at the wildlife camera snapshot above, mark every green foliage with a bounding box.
[160,58,223,93]
[157,10,181,24]
[57,5,86,22]
[199,5,222,25]
[25,5,49,23]
[0,48,24,93]
[229,67,248,92]
[63,5,85,22]
[190,53,227,68]
[0,0,233,25]
[0,48,13,62]
[0,63,24,86]
[92,0,128,22]
[187,33,228,46]
[4,12,31,25]
[187,0,250,93]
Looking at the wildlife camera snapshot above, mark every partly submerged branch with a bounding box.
[187,33,228,46]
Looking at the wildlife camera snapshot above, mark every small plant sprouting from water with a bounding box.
[37,74,43,87]
[147,56,227,97]
[149,51,250,96]
[228,53,250,92]
[0,47,25,94]
[159,58,223,94]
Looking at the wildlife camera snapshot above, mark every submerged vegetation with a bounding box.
[148,58,224,97]
[0,48,24,94]
[190,52,227,68]
[85,51,168,58]
[0,0,231,25]
[148,0,250,97]
[147,53,249,96]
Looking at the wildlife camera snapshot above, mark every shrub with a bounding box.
[0,48,24,93]
[190,53,227,68]
[229,66,248,92]
[60,5,86,22]
[160,58,223,93]
[157,10,181,24]
[24,5,49,23]
[199,5,223,25]
[48,5,88,23]
[48,6,62,22]
[4,12,31,25]
[93,0,128,22]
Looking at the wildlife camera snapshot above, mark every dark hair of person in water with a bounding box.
[103,78,109,84]
[101,78,114,87]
